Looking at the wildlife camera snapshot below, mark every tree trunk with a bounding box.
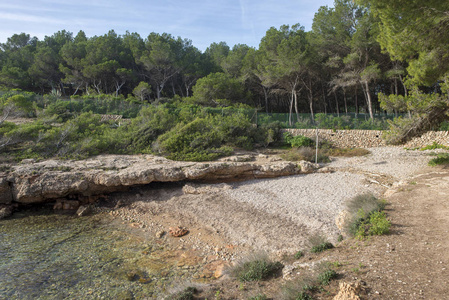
[362,81,374,120]
[263,86,269,113]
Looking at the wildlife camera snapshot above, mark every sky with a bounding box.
[0,0,335,52]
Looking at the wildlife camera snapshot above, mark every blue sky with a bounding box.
[0,0,335,51]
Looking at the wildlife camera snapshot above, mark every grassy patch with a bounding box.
[247,294,268,300]
[280,147,330,163]
[326,147,371,157]
[317,269,338,285]
[294,250,304,259]
[428,153,449,166]
[229,252,283,282]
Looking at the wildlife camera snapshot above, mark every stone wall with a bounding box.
[283,129,449,148]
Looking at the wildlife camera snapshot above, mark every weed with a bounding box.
[280,147,330,163]
[420,142,449,151]
[367,211,391,235]
[409,181,417,185]
[326,147,371,157]
[318,269,337,285]
[229,252,283,282]
[310,242,334,253]
[294,251,303,259]
[428,153,449,166]
[345,194,387,236]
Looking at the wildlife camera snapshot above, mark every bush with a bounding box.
[428,153,449,166]
[230,252,283,282]
[310,242,334,253]
[345,194,390,238]
[367,211,391,235]
[284,132,314,148]
[308,234,334,253]
[294,251,303,259]
[317,269,338,285]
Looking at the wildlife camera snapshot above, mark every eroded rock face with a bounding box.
[2,154,306,204]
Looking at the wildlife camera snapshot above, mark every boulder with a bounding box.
[333,282,362,300]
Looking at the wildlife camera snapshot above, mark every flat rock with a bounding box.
[5,154,303,204]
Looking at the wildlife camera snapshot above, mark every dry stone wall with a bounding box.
[283,129,449,148]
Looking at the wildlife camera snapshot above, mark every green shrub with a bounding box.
[367,211,391,235]
[317,269,337,285]
[428,153,449,166]
[310,242,334,253]
[281,277,317,300]
[345,194,390,238]
[294,251,303,259]
[230,253,283,282]
[284,132,314,148]
[308,234,334,253]
[420,142,449,151]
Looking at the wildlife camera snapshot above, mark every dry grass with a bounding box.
[326,147,371,157]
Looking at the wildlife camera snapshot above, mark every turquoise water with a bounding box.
[0,208,189,299]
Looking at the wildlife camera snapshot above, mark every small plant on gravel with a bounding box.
[428,153,449,166]
[229,252,283,282]
[294,250,304,259]
[308,234,334,253]
[420,142,449,151]
[317,268,338,285]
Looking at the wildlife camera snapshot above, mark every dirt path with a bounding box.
[326,166,449,299]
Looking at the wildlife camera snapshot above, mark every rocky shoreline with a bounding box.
[0,153,321,218]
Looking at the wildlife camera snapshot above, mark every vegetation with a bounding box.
[229,252,283,282]
[428,153,449,166]
[170,286,197,300]
[308,235,334,253]
[345,194,390,238]
[0,0,448,143]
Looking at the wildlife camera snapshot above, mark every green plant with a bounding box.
[283,132,314,148]
[229,252,283,282]
[367,211,391,235]
[310,242,334,253]
[317,269,337,285]
[294,250,303,259]
[420,142,449,151]
[280,147,330,163]
[428,153,449,166]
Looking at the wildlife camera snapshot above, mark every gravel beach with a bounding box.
[111,147,434,256]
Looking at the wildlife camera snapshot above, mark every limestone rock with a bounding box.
[53,199,80,210]
[7,154,302,204]
[333,282,362,300]
[335,210,350,236]
[169,226,189,237]
[299,160,318,173]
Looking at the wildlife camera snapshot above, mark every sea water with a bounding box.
[0,207,187,299]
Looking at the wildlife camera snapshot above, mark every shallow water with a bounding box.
[0,208,189,299]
